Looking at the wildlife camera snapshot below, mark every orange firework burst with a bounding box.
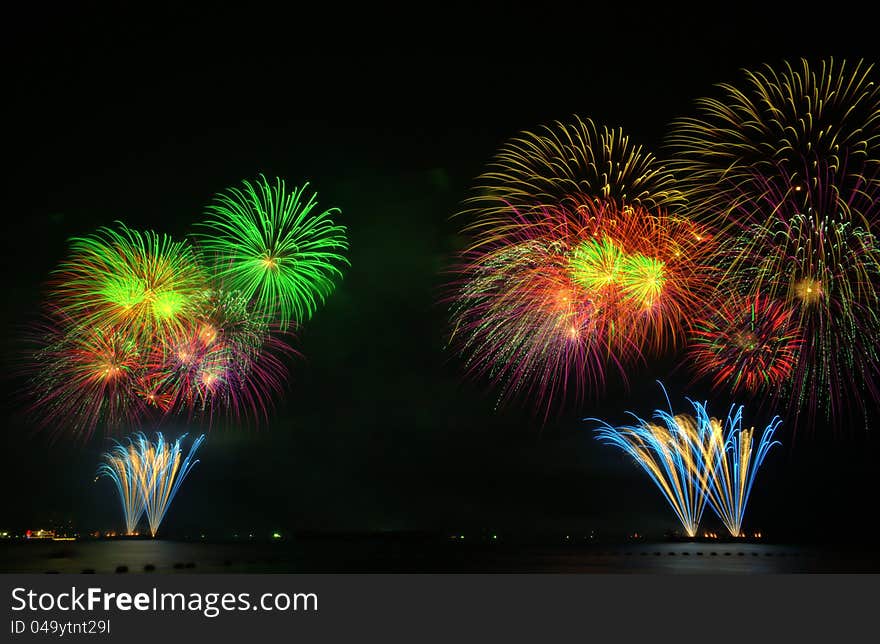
[449,201,714,416]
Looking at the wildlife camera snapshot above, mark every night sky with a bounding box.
[3,6,880,542]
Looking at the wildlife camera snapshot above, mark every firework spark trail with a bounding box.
[591,383,781,538]
[97,432,205,537]
[137,432,205,538]
[96,438,147,535]
[195,175,349,330]
[592,414,709,537]
[699,406,782,537]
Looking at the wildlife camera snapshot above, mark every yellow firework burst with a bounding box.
[667,58,880,228]
[461,115,684,252]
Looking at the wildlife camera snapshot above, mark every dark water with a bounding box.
[3,539,879,573]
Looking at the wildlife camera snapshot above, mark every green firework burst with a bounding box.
[51,223,207,342]
[195,175,349,329]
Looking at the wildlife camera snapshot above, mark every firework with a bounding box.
[591,383,781,538]
[98,432,205,538]
[567,205,713,355]
[50,224,207,343]
[143,290,295,423]
[24,175,334,439]
[96,438,147,535]
[450,201,713,415]
[26,290,295,438]
[716,182,880,424]
[450,114,708,415]
[687,294,804,398]
[591,386,716,537]
[668,58,880,228]
[452,237,614,415]
[138,432,205,538]
[25,309,148,441]
[701,407,781,537]
[462,115,685,252]
[195,175,349,329]
[671,82,880,426]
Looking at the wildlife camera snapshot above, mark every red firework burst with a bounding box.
[687,294,804,395]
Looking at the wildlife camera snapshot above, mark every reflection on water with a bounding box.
[1,539,878,573]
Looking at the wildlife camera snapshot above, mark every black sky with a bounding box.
[3,5,880,542]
